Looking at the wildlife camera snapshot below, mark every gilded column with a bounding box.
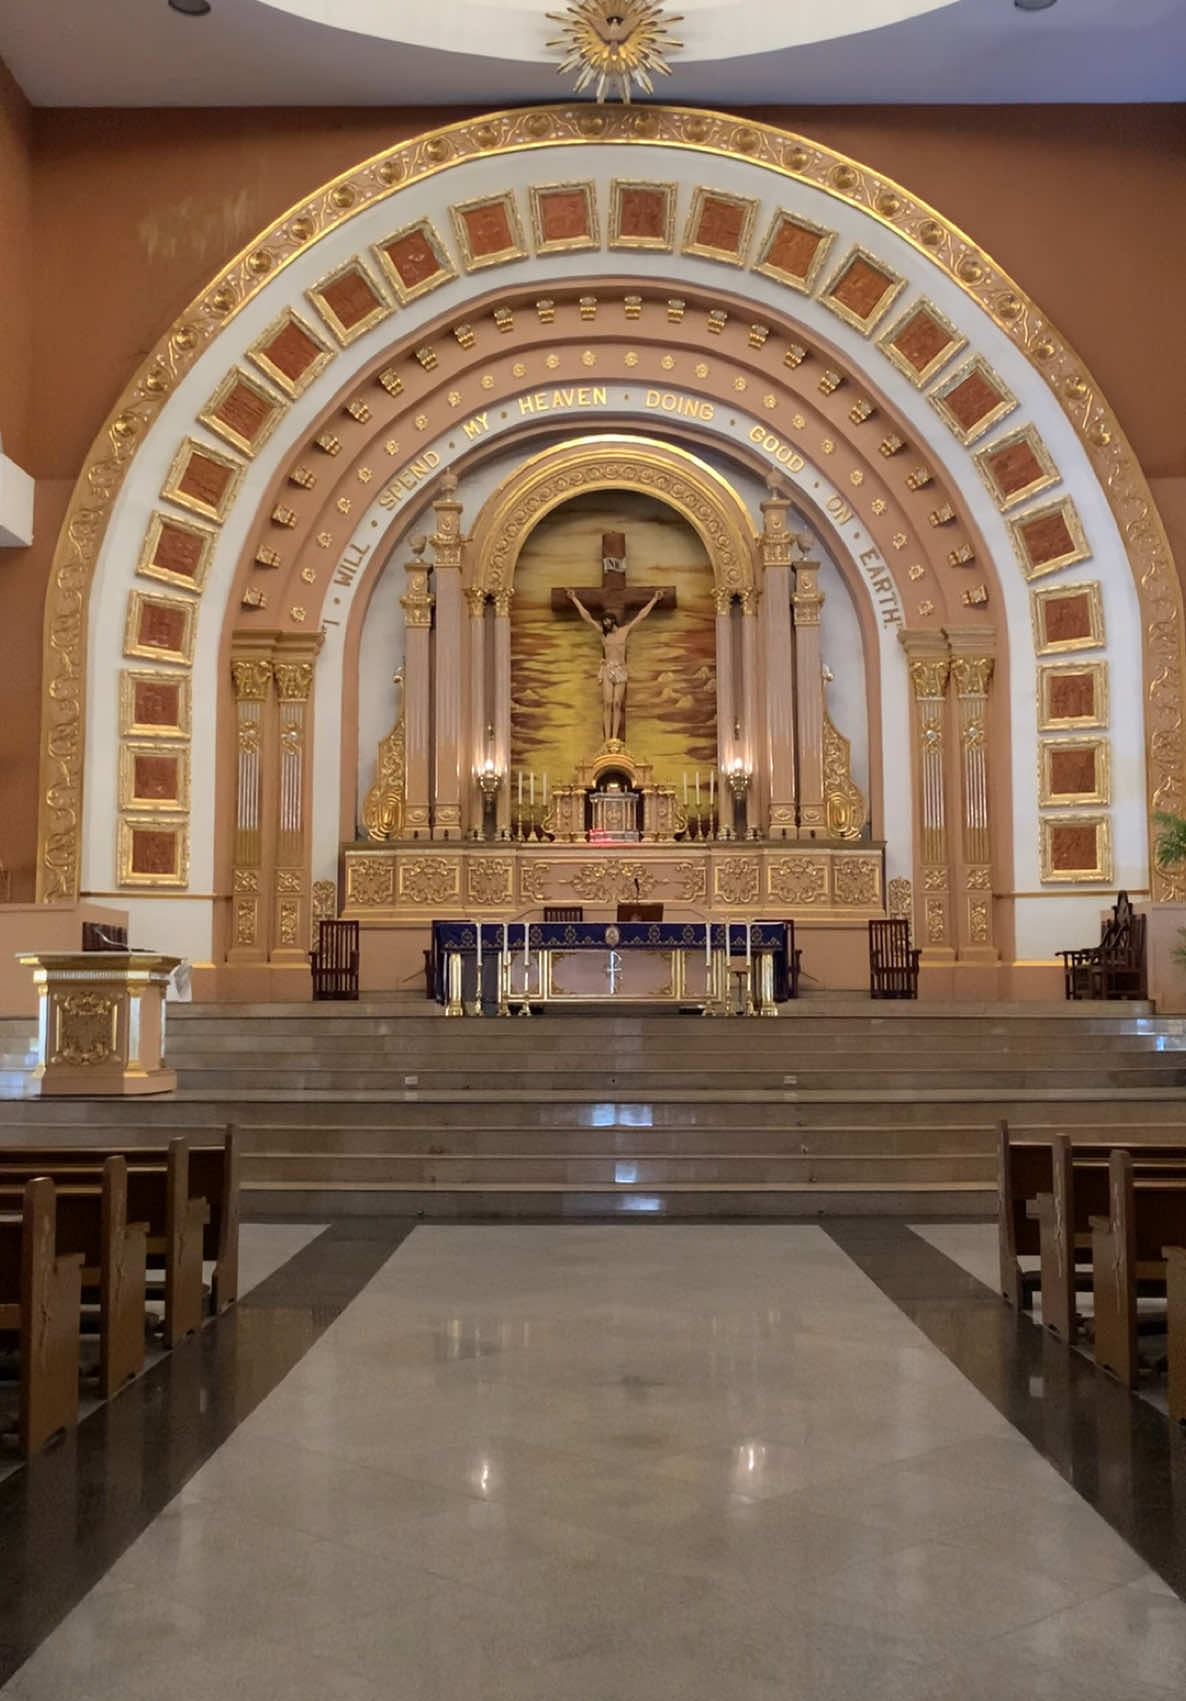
[431,472,465,841]
[466,587,489,833]
[792,541,827,839]
[741,592,762,834]
[714,592,736,781]
[400,538,434,841]
[947,632,997,959]
[228,651,274,962]
[899,631,954,960]
[493,588,513,839]
[760,483,797,840]
[270,637,321,963]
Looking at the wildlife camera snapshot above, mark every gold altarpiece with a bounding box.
[347,435,889,930]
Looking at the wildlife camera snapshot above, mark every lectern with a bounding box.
[17,952,181,1096]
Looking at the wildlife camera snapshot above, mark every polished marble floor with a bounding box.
[4,1221,1186,1700]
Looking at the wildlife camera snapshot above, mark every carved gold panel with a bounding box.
[1009,497,1090,581]
[136,511,215,594]
[1040,815,1114,884]
[713,858,760,906]
[51,991,118,1068]
[974,425,1059,512]
[528,181,600,254]
[607,179,676,251]
[306,257,392,347]
[1031,581,1105,655]
[877,298,966,388]
[467,858,513,906]
[160,437,243,524]
[398,856,461,906]
[1039,738,1110,807]
[117,816,190,887]
[832,856,882,908]
[198,366,285,458]
[681,187,759,267]
[372,218,457,304]
[751,208,835,294]
[118,742,190,813]
[120,670,191,739]
[450,192,528,272]
[818,245,906,335]
[346,855,396,909]
[247,307,334,398]
[767,857,829,906]
[123,592,196,664]
[1037,661,1108,731]
[929,356,1018,445]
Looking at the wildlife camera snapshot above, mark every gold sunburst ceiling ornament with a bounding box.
[546,1,684,103]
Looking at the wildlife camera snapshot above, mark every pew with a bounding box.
[1167,1247,1186,1424]
[0,1178,83,1454]
[0,1133,232,1348]
[1090,1149,1186,1386]
[996,1121,1050,1309]
[0,1156,147,1399]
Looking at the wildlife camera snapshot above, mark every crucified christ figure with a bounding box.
[566,586,662,745]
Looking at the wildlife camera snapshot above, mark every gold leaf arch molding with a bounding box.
[36,102,1185,902]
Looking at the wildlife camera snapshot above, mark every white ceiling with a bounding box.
[2,0,1184,107]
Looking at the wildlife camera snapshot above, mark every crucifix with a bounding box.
[551,532,678,744]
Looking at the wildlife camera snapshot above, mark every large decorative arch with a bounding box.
[36,104,1184,989]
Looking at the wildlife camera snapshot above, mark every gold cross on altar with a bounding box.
[550,532,678,624]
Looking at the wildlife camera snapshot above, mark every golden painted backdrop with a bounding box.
[511,491,717,787]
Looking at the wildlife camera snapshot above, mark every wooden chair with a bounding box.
[776,921,803,1001]
[868,918,920,999]
[1060,891,1148,1001]
[310,918,359,1001]
[544,906,583,923]
[617,903,663,923]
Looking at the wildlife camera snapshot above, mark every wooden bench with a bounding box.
[0,1178,83,1454]
[310,918,359,1001]
[0,1128,239,1347]
[1027,1133,1186,1342]
[1166,1246,1186,1424]
[1059,890,1148,1001]
[0,1156,147,1399]
[868,918,919,1000]
[1091,1149,1186,1386]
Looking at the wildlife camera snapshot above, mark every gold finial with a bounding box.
[547,1,683,103]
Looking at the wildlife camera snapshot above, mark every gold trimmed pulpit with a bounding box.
[18,952,181,1096]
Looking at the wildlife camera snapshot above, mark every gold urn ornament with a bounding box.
[547,1,684,103]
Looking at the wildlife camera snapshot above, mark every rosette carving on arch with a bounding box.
[474,440,755,598]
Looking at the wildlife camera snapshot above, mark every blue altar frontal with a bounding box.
[430,921,796,1015]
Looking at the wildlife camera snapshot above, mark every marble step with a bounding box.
[242,1179,995,1219]
[241,1150,995,1185]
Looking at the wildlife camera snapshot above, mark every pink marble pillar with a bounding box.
[431,474,464,841]
[792,549,827,839]
[400,545,434,841]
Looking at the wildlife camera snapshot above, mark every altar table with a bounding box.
[430,922,793,1016]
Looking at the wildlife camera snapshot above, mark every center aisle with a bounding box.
[5,1225,1186,1701]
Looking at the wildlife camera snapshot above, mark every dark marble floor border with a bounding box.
[824,1218,1186,1600]
[0,1217,415,1688]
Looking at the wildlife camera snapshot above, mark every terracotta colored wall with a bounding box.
[0,57,32,469]
[1,89,1184,895]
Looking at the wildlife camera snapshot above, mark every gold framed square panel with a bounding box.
[1032,581,1105,655]
[449,192,528,272]
[1040,738,1110,807]
[529,181,599,254]
[1037,661,1108,731]
[752,209,836,294]
[160,438,243,524]
[306,258,392,347]
[878,299,967,388]
[608,179,677,252]
[818,246,906,335]
[136,512,215,593]
[930,356,1018,445]
[247,308,334,398]
[372,218,457,304]
[124,591,197,664]
[198,367,285,458]
[120,669,192,739]
[682,187,759,267]
[1040,815,1113,885]
[117,816,190,888]
[1009,497,1090,580]
[974,425,1059,512]
[119,742,191,813]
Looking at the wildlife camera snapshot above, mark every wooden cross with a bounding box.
[550,532,678,624]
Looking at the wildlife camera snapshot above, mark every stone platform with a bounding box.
[2,1000,1186,1218]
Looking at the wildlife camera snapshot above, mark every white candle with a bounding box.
[683,772,688,804]
[709,769,715,809]
[524,920,531,987]
[518,769,523,807]
[745,922,753,979]
[705,919,712,972]
[695,770,701,807]
[542,773,548,805]
[476,920,482,976]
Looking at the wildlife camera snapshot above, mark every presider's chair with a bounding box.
[310,919,359,1001]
